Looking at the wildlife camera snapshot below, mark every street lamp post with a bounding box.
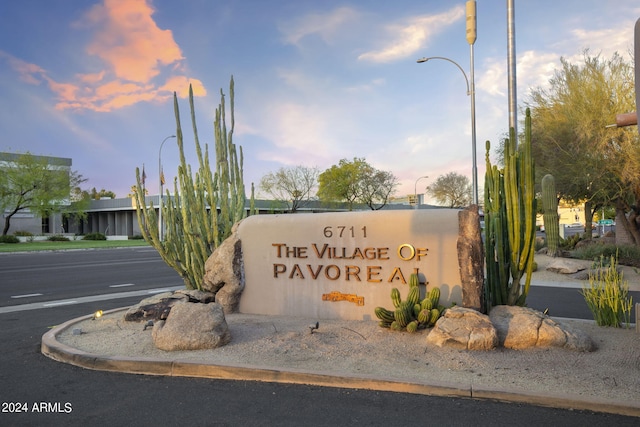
[158,135,176,241]
[414,175,428,209]
[507,0,518,139]
[416,1,478,205]
[416,56,478,205]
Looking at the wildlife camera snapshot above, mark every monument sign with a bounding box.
[238,209,463,320]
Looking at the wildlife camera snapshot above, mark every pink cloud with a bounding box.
[100,90,160,111]
[159,76,207,98]
[0,51,46,85]
[78,71,106,84]
[2,0,204,113]
[45,78,80,102]
[94,80,148,99]
[82,0,184,83]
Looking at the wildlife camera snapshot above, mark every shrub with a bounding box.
[0,235,20,244]
[574,243,616,261]
[580,255,633,328]
[82,232,107,241]
[559,233,581,250]
[14,230,33,236]
[573,244,640,268]
[130,234,145,240]
[47,234,70,241]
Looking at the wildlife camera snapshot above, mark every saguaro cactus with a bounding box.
[541,174,561,257]
[484,108,536,308]
[134,77,247,290]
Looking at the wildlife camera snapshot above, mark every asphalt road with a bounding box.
[0,249,638,425]
[0,247,183,308]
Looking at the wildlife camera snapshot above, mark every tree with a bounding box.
[527,50,639,244]
[0,152,86,235]
[359,168,398,210]
[317,158,398,210]
[64,180,92,230]
[427,172,472,208]
[89,187,116,199]
[259,165,319,212]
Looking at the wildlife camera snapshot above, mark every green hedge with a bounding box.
[47,235,70,241]
[0,235,20,244]
[82,232,107,241]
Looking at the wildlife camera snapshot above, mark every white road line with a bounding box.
[0,285,183,314]
[43,301,78,307]
[11,293,44,299]
[109,283,135,288]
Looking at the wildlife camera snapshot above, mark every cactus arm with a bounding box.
[542,174,560,257]
[133,77,249,291]
[484,109,536,308]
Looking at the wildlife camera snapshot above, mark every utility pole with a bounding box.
[466,0,478,205]
[507,0,518,142]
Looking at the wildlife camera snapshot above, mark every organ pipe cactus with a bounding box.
[541,174,561,257]
[134,77,248,290]
[484,108,536,308]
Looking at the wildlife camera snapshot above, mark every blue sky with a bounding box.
[0,0,637,201]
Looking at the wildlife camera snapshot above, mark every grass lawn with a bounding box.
[0,239,151,253]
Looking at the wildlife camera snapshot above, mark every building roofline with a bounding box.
[0,151,72,167]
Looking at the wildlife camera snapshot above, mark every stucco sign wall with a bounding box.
[237,209,462,320]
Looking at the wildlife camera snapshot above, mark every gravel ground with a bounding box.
[54,254,640,407]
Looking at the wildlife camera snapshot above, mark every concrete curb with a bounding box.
[41,308,640,418]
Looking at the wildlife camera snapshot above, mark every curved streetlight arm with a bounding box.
[416,55,478,205]
[416,57,471,95]
[158,135,177,194]
[413,175,429,208]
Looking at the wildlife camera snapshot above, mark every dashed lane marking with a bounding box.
[0,286,182,314]
[43,301,78,307]
[11,293,44,299]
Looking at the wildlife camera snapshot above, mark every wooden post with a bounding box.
[457,205,485,312]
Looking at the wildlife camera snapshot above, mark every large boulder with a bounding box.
[123,289,215,322]
[426,306,498,350]
[203,224,244,314]
[489,305,595,351]
[546,258,586,274]
[152,301,231,351]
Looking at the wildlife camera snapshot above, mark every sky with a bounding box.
[0,0,638,202]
